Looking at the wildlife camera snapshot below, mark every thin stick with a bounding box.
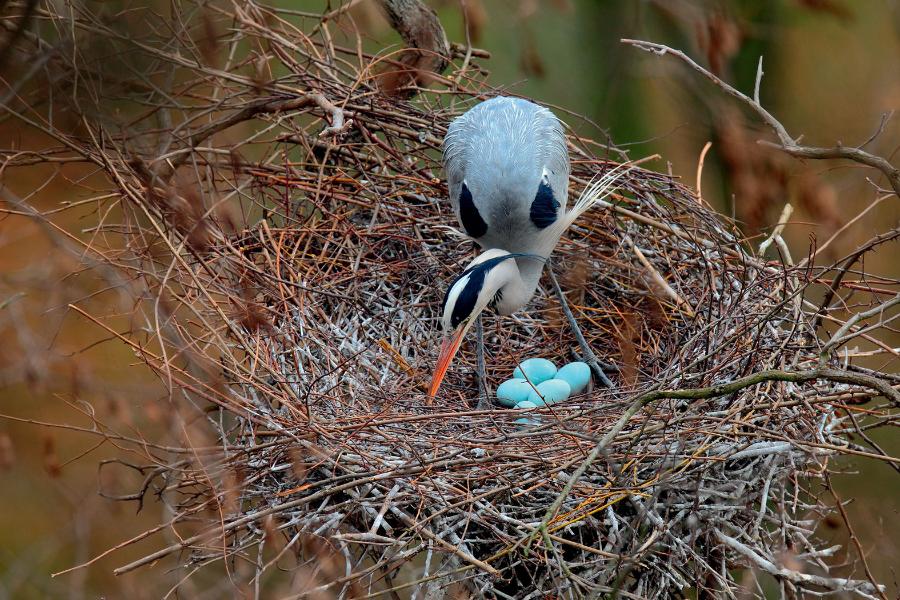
[623,38,900,198]
[695,141,712,205]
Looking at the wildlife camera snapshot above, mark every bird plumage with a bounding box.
[429,96,628,397]
[443,96,569,254]
[439,250,543,331]
[437,169,626,335]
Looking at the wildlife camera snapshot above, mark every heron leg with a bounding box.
[475,314,492,409]
[547,267,614,388]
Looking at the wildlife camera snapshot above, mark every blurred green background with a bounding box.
[1,0,899,597]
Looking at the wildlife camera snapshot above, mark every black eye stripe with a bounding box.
[529,181,559,229]
[450,270,484,329]
[442,253,537,329]
[458,182,488,239]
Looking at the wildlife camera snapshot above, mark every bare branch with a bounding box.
[753,55,763,105]
[376,0,451,95]
[622,39,900,198]
[716,531,884,599]
[155,92,352,179]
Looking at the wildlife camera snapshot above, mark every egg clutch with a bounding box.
[496,358,591,409]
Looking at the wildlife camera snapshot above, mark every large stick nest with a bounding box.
[4,2,898,598]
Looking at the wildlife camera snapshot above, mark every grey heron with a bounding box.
[429,96,626,402]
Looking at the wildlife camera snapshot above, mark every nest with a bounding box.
[5,2,898,598]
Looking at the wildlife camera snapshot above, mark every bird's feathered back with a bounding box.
[443,97,568,193]
[443,97,570,252]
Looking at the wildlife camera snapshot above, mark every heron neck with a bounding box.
[495,256,544,316]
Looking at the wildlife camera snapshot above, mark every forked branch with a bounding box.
[157,93,352,178]
[622,39,900,198]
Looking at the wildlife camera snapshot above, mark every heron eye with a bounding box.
[530,181,559,229]
[458,182,488,238]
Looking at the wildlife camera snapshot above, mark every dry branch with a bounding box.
[623,39,900,198]
[376,0,451,95]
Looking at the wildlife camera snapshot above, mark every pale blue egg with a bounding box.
[496,379,535,407]
[526,379,571,406]
[514,400,540,426]
[556,362,592,394]
[512,358,557,384]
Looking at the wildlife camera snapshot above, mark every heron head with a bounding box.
[428,250,525,398]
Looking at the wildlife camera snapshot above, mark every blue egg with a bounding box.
[556,362,592,394]
[513,358,557,384]
[496,379,535,407]
[526,379,571,406]
[513,400,540,425]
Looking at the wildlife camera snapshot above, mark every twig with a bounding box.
[821,293,900,358]
[157,92,353,177]
[757,202,793,255]
[715,531,884,598]
[695,141,712,205]
[622,39,900,198]
[622,233,695,318]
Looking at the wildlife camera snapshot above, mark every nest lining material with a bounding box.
[109,80,880,600]
[205,152,871,598]
[18,4,893,597]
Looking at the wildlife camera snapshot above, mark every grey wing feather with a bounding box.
[443,97,569,248]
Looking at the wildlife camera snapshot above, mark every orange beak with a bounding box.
[428,326,468,398]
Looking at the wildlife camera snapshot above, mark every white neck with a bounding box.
[494,255,544,316]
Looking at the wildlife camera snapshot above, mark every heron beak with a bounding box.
[428,326,468,398]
